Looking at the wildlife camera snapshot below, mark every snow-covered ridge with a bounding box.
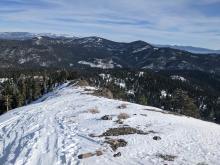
[0,83,220,165]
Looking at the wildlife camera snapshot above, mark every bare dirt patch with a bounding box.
[104,138,127,151]
[99,127,148,137]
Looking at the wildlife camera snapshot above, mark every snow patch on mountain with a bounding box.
[171,75,186,81]
[132,45,151,53]
[18,58,31,64]
[0,78,8,83]
[99,74,112,82]
[78,59,122,69]
[142,63,154,69]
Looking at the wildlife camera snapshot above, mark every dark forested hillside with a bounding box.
[77,69,220,123]
[0,36,220,74]
[0,69,78,114]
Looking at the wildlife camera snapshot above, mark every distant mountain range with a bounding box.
[0,32,219,74]
[0,32,219,54]
[0,32,76,40]
[156,44,220,54]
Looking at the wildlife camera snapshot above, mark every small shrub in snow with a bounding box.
[93,88,113,99]
[117,113,130,120]
[95,150,103,156]
[88,108,100,114]
[77,79,89,86]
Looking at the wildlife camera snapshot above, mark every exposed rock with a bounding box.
[101,115,112,120]
[78,150,103,159]
[100,127,148,137]
[105,138,127,151]
[156,154,177,161]
[113,152,121,157]
[153,136,161,140]
[78,152,95,159]
[115,119,124,124]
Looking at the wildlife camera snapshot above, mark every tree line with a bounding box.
[0,69,78,114]
[0,68,219,124]
[80,69,220,123]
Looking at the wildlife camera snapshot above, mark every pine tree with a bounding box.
[3,95,12,112]
[42,71,48,94]
[2,81,13,112]
[171,89,200,118]
[139,95,148,105]
[32,79,41,100]
[15,93,25,107]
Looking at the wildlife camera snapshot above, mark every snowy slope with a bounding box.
[0,83,220,165]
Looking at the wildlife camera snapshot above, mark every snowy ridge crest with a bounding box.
[0,83,219,165]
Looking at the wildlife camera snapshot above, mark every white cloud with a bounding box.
[0,0,219,49]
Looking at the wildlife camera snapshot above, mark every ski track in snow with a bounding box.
[0,83,220,165]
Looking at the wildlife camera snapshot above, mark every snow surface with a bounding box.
[78,59,122,69]
[0,78,8,83]
[132,45,151,53]
[170,75,186,82]
[160,90,167,98]
[0,83,220,165]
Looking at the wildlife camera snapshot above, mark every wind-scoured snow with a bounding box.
[0,83,220,165]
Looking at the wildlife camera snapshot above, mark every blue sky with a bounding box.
[0,0,220,49]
